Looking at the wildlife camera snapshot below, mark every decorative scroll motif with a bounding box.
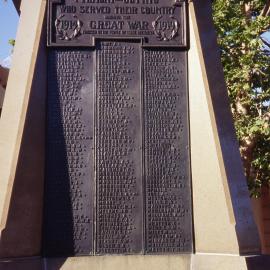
[152,15,180,41]
[55,14,82,41]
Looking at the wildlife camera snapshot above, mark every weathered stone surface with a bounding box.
[45,255,191,270]
[0,258,42,270]
[0,0,47,258]
[2,255,270,270]
[189,0,260,254]
[192,254,270,270]
[0,0,261,264]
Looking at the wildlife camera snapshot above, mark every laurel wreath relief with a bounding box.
[55,14,82,41]
[152,16,180,41]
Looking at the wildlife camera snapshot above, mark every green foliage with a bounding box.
[8,39,15,47]
[213,0,270,197]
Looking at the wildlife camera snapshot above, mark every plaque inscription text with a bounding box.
[96,41,143,254]
[48,0,187,47]
[144,50,191,253]
[45,0,192,257]
[45,50,94,256]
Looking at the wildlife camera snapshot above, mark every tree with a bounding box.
[212,1,270,197]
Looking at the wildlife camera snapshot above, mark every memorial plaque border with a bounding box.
[44,0,193,256]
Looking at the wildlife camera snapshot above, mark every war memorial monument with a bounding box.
[0,0,268,269]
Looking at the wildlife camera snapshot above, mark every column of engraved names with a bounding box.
[96,42,143,254]
[45,50,94,256]
[143,50,192,253]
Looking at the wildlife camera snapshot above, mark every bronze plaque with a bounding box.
[96,41,143,254]
[143,50,191,253]
[44,50,95,256]
[48,0,187,47]
[44,0,192,257]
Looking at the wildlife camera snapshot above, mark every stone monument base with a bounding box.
[1,255,270,270]
[0,0,265,268]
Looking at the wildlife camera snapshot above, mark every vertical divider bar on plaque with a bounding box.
[93,43,97,256]
[141,43,145,255]
[95,42,99,255]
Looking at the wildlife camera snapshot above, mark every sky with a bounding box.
[0,1,19,66]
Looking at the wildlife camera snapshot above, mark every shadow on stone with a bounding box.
[44,258,69,270]
[0,257,42,270]
[0,28,47,258]
[246,255,270,270]
[192,0,260,254]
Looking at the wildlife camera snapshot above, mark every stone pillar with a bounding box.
[0,0,266,269]
[188,1,262,268]
[189,0,260,255]
[0,0,47,258]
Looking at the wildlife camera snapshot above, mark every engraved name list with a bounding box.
[44,0,192,257]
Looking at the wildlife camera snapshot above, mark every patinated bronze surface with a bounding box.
[96,41,144,254]
[48,0,187,47]
[44,0,192,257]
[44,49,95,256]
[143,50,191,253]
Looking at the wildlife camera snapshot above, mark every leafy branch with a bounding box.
[213,0,270,197]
